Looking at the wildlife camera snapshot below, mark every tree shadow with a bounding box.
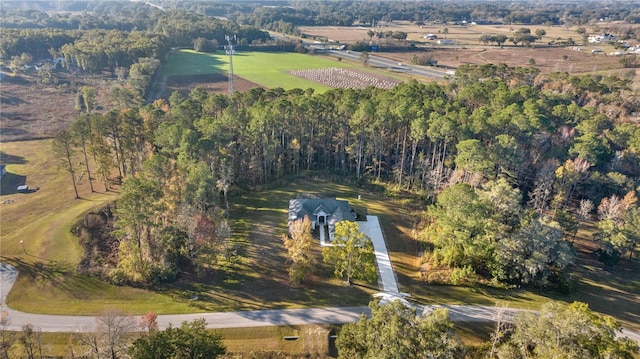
[0,151,28,165]
[0,256,68,282]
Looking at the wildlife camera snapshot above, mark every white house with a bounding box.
[588,33,616,43]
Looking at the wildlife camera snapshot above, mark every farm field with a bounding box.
[162,49,345,94]
[299,22,639,82]
[159,49,403,97]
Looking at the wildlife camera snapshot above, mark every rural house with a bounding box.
[288,198,357,241]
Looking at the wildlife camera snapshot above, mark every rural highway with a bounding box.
[1,263,639,345]
[324,49,450,81]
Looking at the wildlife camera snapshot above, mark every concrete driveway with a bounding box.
[357,215,399,293]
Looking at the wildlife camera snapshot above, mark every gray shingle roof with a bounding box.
[288,198,356,224]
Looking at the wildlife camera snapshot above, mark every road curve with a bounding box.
[1,263,638,344]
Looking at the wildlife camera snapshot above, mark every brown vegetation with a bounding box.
[0,72,104,142]
[162,74,262,98]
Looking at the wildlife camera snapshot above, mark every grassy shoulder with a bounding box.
[5,322,494,358]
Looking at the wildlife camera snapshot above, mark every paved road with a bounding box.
[2,263,638,345]
[323,49,450,80]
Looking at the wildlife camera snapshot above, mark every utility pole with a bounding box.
[225,35,236,96]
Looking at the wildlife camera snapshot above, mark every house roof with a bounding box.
[288,198,356,224]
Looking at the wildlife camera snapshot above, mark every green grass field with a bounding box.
[163,49,407,93]
[164,49,352,92]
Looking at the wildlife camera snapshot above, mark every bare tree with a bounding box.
[528,159,558,214]
[488,306,512,358]
[577,199,594,221]
[528,181,553,215]
[76,328,100,359]
[97,308,135,359]
[77,308,134,359]
[217,160,234,218]
[20,324,44,359]
[0,310,13,359]
[598,195,623,222]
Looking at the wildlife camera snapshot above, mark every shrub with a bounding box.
[450,265,478,285]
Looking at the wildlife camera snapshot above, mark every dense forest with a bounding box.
[0,9,271,61]
[3,1,640,41]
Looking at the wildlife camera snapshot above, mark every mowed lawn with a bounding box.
[1,140,200,315]
[164,49,353,92]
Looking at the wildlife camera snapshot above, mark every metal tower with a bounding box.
[225,35,236,96]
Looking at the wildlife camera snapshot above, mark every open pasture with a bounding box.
[161,49,402,96]
[163,50,347,94]
[300,22,636,78]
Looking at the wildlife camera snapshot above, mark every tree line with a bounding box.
[224,0,640,31]
[4,2,640,55]
[0,10,271,62]
[337,300,638,358]
[0,309,226,359]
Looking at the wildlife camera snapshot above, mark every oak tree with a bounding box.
[322,221,376,285]
[337,300,460,359]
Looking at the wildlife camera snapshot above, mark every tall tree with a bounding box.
[114,176,162,283]
[425,183,497,273]
[98,308,134,359]
[494,218,574,286]
[455,139,493,183]
[216,160,234,218]
[336,300,460,359]
[0,310,12,359]
[19,324,43,359]
[52,130,80,199]
[71,115,95,192]
[322,221,377,285]
[282,216,315,285]
[78,308,135,359]
[497,301,639,358]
